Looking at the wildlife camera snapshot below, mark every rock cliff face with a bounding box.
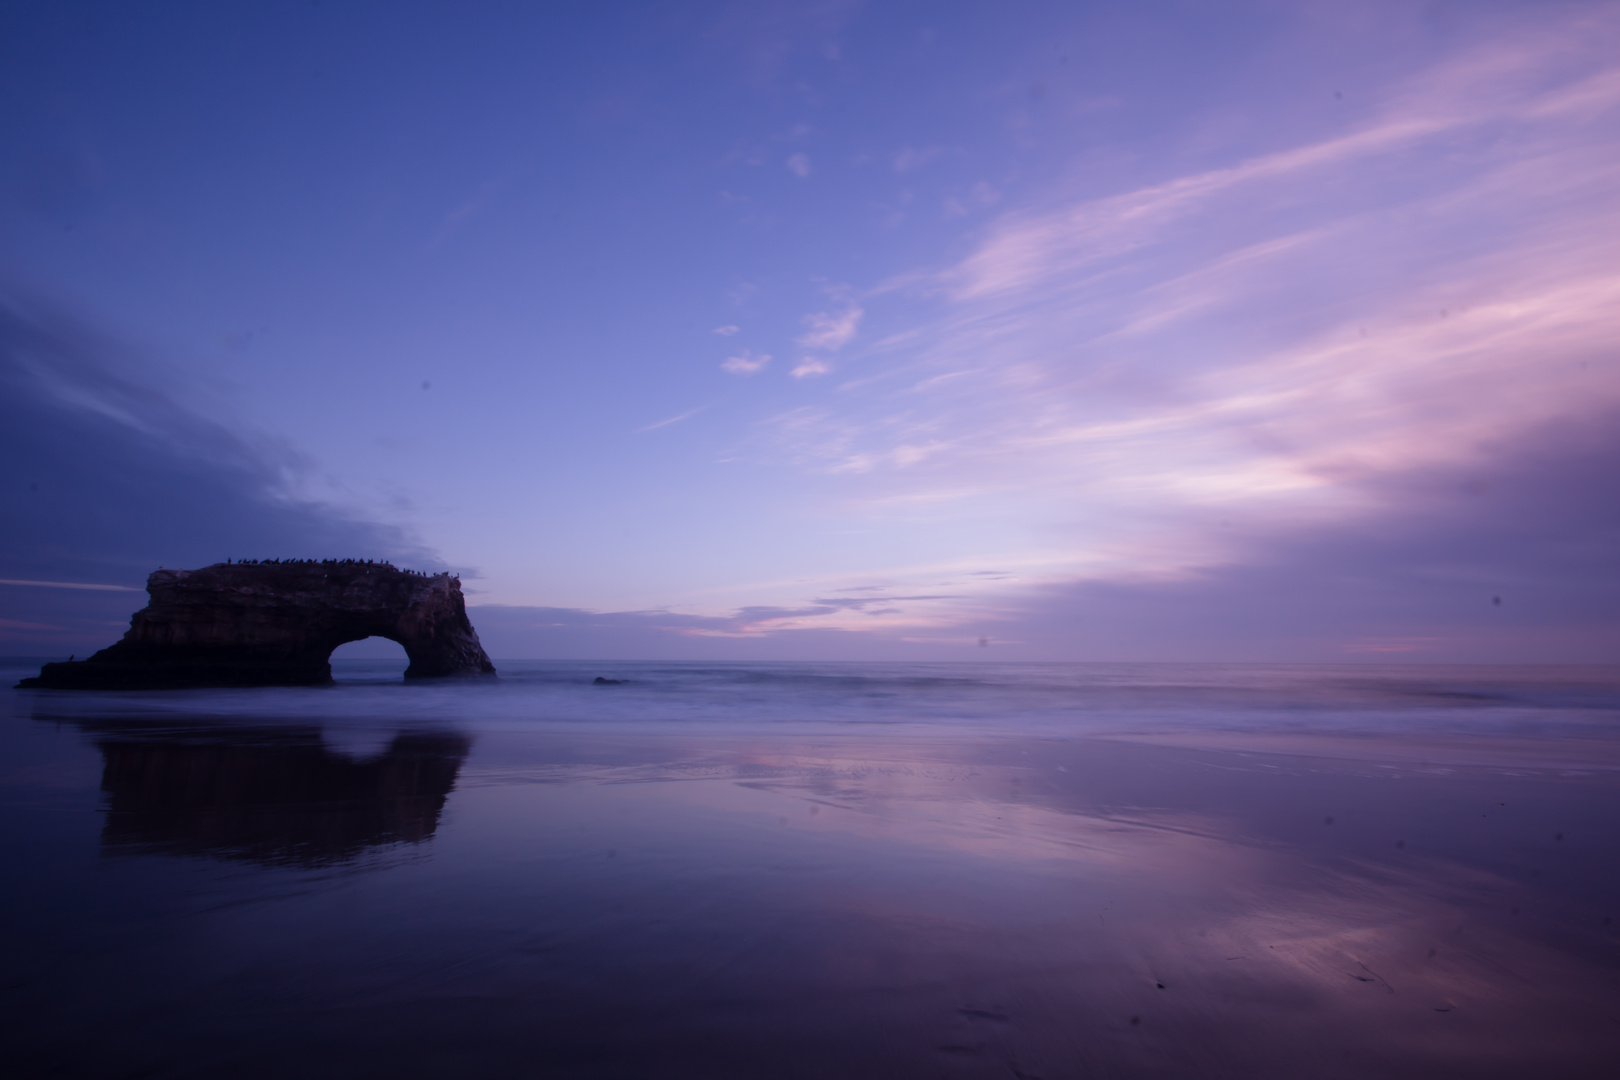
[17,561,497,689]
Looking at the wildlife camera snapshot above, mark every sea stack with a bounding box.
[16,560,497,689]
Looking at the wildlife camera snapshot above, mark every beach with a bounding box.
[4,659,1618,1077]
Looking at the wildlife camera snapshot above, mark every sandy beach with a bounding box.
[4,659,1617,1077]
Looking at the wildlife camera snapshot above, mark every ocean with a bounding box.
[4,658,1618,1077]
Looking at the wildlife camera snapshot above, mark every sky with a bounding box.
[3,0,1618,663]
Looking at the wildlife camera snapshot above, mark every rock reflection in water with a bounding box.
[92,726,469,866]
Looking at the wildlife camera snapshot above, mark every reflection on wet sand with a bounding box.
[6,663,1618,1079]
[90,725,469,866]
[442,730,1620,1077]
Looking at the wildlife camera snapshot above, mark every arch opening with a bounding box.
[329,636,410,683]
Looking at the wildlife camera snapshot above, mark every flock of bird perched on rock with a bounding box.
[218,558,442,577]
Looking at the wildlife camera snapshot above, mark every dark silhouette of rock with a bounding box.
[593,676,624,685]
[17,561,496,688]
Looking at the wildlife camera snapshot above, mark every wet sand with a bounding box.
[3,660,1618,1077]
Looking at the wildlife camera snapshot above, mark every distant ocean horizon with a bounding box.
[14,654,1616,736]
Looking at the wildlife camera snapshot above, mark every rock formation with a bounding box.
[17,560,497,689]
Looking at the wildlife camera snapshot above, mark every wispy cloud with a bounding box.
[791,358,830,378]
[482,400,1620,660]
[721,348,772,375]
[797,299,863,351]
[942,181,1000,218]
[712,324,741,336]
[786,152,811,177]
[0,579,140,591]
[0,293,431,645]
[732,11,1620,653]
[635,404,712,433]
[427,173,510,249]
[892,145,944,172]
[0,617,68,633]
[472,587,977,654]
[704,0,863,86]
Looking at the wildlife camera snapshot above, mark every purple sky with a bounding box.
[3,1,1617,662]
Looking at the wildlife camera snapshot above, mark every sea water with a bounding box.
[3,658,1618,1077]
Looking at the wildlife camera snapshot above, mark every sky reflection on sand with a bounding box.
[514,732,1618,1073]
[444,728,1619,1077]
[4,661,1619,1077]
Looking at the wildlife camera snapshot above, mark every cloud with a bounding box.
[791,358,830,379]
[990,410,1620,662]
[635,404,712,432]
[721,348,772,375]
[786,152,811,177]
[942,181,1001,218]
[704,0,864,86]
[469,589,972,660]
[941,26,1620,305]
[427,173,510,249]
[761,15,1620,549]
[712,324,741,336]
[892,145,944,172]
[892,442,947,467]
[467,406,1620,663]
[0,293,432,650]
[682,11,1620,659]
[0,579,141,591]
[0,617,67,633]
[796,301,863,351]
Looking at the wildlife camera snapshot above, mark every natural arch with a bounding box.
[329,636,411,680]
[18,561,497,689]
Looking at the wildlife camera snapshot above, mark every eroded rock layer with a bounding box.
[17,561,497,689]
